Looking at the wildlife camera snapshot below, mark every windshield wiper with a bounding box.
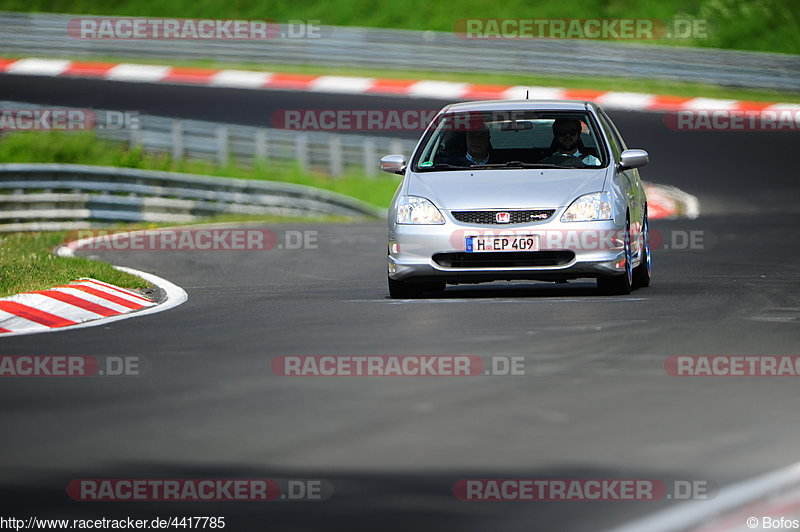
[469,161,565,169]
[418,161,574,171]
[416,163,471,171]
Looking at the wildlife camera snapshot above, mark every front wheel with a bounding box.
[388,277,445,299]
[597,219,632,295]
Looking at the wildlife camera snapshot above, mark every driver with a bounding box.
[549,118,600,165]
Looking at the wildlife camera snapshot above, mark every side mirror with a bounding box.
[381,154,407,175]
[618,149,649,170]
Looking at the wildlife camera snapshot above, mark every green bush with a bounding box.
[4,0,798,53]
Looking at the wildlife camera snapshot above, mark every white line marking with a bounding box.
[613,461,800,532]
[309,75,374,94]
[766,103,800,111]
[0,310,51,332]
[407,80,469,99]
[502,86,565,100]
[346,297,649,303]
[6,58,71,76]
[75,279,153,301]
[45,287,133,313]
[69,280,156,305]
[597,92,656,110]
[210,69,273,88]
[684,97,739,110]
[3,293,104,321]
[106,63,171,82]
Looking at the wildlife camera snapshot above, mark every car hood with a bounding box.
[405,168,609,210]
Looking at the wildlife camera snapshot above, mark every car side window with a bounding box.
[599,108,629,152]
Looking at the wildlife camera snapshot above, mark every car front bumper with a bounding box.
[388,218,628,283]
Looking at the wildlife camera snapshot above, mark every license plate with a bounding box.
[466,235,540,252]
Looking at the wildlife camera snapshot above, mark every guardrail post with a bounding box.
[129,127,142,149]
[255,129,269,161]
[328,135,343,177]
[216,126,229,166]
[172,120,184,161]
[363,138,377,177]
[295,134,309,172]
[389,140,403,158]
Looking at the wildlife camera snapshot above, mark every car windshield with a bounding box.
[413,110,608,172]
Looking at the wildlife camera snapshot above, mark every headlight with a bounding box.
[396,196,445,224]
[561,192,613,222]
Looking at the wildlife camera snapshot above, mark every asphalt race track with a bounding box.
[1,74,799,531]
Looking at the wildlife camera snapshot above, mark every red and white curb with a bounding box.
[0,278,155,335]
[0,240,188,337]
[0,56,795,112]
[644,182,700,220]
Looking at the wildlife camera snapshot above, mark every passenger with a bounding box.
[444,123,496,166]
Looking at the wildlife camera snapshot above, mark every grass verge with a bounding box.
[0,231,148,297]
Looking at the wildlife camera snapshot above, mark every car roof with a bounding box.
[442,100,597,113]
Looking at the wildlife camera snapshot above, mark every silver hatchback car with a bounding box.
[382,100,651,298]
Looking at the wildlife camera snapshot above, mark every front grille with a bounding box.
[433,251,575,268]
[451,209,555,224]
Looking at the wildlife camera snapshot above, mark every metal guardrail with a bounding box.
[0,164,385,231]
[1,12,799,91]
[0,101,419,177]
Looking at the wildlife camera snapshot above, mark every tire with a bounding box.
[597,219,633,295]
[632,211,651,289]
[388,277,445,299]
